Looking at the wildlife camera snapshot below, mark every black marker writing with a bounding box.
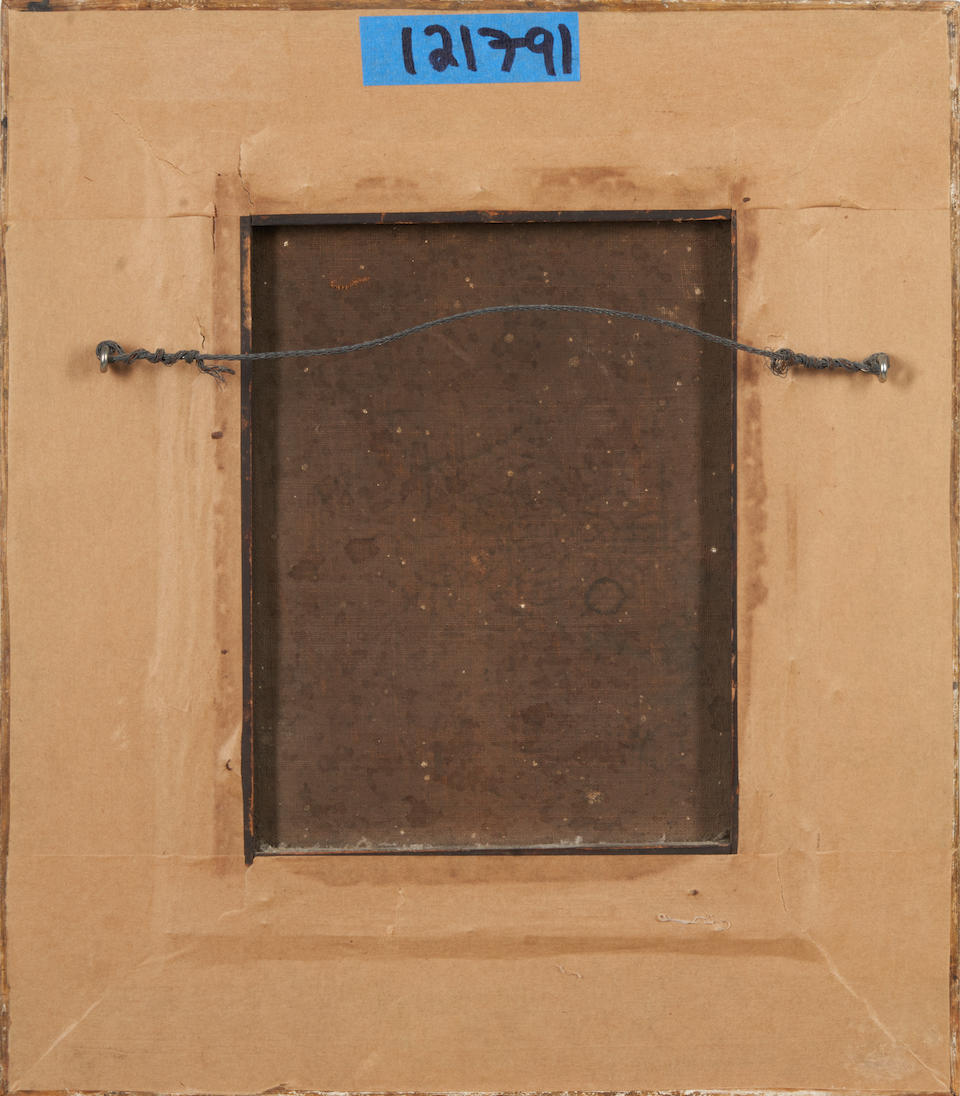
[425,23,459,72]
[401,26,416,75]
[478,26,564,75]
[460,25,478,72]
[477,27,522,72]
[525,27,555,77]
[394,19,575,81]
[558,22,573,75]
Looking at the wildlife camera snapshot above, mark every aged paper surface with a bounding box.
[3,8,955,1092]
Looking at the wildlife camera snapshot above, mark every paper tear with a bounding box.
[776,855,948,1089]
[13,936,208,1089]
[237,145,253,208]
[217,723,242,774]
[12,994,104,1089]
[775,855,789,915]
[656,913,731,932]
[804,929,949,1089]
[783,33,909,188]
[385,886,406,936]
[110,110,188,177]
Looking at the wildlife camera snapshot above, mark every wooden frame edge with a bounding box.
[0,0,954,11]
[0,2,956,1095]
[1,2,13,1094]
[5,1090,958,1096]
[948,4,960,1096]
[11,1086,945,1095]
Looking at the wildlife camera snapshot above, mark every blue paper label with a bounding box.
[359,13,580,87]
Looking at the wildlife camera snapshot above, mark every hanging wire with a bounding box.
[96,303,889,385]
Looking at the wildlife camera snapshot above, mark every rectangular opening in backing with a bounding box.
[244,212,737,856]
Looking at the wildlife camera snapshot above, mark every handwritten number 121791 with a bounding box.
[401,23,575,78]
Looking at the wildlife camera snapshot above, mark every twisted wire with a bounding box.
[96,304,889,383]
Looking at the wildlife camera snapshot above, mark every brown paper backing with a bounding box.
[1,4,957,1094]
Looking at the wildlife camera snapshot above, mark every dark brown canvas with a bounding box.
[248,216,736,853]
